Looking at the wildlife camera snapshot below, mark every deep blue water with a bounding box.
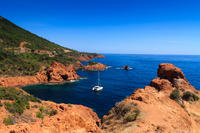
[22,54,200,118]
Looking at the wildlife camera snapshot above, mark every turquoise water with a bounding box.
[23,54,200,118]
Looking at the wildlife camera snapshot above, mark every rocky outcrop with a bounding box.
[78,54,105,62]
[0,88,102,133]
[47,61,80,83]
[84,63,107,71]
[122,65,130,70]
[102,63,200,133]
[0,62,80,87]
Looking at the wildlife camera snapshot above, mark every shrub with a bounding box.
[39,106,44,112]
[36,111,44,119]
[170,89,180,101]
[105,120,112,125]
[0,87,40,103]
[124,109,140,122]
[0,87,41,115]
[4,99,30,115]
[3,116,14,125]
[49,109,58,116]
[114,101,137,117]
[182,91,199,101]
[68,103,72,107]
[32,105,38,108]
[0,101,2,107]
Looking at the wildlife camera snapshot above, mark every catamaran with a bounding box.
[92,71,103,91]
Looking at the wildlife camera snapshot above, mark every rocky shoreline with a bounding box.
[102,63,200,133]
[0,61,80,88]
[0,55,106,88]
[0,63,200,133]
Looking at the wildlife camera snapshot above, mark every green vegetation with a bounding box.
[170,89,180,101]
[0,87,40,115]
[3,116,14,125]
[32,105,38,108]
[49,109,58,116]
[36,106,58,119]
[87,61,98,65]
[170,89,185,108]
[182,91,199,101]
[105,120,112,125]
[68,103,72,107]
[0,16,99,76]
[124,109,140,122]
[36,111,44,119]
[114,101,139,122]
[39,106,45,112]
[0,87,40,102]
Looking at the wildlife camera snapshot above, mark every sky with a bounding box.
[1,0,200,55]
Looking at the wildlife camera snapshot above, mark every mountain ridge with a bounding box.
[0,16,102,76]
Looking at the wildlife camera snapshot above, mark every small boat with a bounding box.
[92,71,103,91]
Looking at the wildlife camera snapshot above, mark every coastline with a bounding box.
[0,55,105,88]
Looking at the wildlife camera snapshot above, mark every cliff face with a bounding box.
[0,61,80,87]
[102,63,200,133]
[84,63,107,71]
[47,61,80,83]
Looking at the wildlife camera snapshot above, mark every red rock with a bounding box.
[122,65,130,70]
[47,61,80,83]
[150,78,173,92]
[84,63,107,71]
[158,63,185,82]
[0,61,80,87]
[102,63,200,133]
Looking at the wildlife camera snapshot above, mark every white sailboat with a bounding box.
[92,71,103,91]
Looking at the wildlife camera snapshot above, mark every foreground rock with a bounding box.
[84,62,107,71]
[0,88,102,133]
[0,61,80,87]
[102,63,200,133]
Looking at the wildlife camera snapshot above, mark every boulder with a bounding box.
[84,63,107,71]
[122,65,130,70]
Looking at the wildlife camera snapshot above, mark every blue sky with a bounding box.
[1,0,200,54]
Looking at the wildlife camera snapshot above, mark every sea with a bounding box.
[22,54,200,118]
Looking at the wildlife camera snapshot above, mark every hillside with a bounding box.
[0,16,99,76]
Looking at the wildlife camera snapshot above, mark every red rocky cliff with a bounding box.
[102,63,200,133]
[0,61,80,87]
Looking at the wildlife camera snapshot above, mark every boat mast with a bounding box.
[98,71,101,86]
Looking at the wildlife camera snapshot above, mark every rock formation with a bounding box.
[102,63,200,133]
[84,63,107,71]
[0,61,80,87]
[122,65,130,70]
[47,61,80,83]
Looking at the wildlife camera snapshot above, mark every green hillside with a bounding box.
[0,16,96,76]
